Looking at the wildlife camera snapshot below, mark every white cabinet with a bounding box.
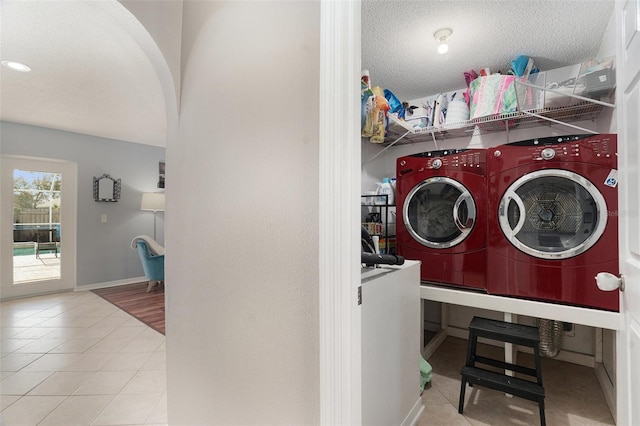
[361,260,423,426]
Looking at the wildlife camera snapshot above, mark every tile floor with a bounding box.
[420,336,616,426]
[1,290,617,426]
[1,290,166,426]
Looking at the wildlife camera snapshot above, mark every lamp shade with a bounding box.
[140,192,165,212]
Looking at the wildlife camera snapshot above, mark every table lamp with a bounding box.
[140,192,165,240]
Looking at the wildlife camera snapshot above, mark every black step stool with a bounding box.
[459,316,546,426]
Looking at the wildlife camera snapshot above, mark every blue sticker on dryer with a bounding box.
[605,169,618,188]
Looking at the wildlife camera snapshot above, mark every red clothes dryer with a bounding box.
[486,134,619,311]
[396,149,487,290]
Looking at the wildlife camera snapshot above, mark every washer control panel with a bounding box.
[399,149,486,176]
[490,134,617,163]
[531,145,568,160]
[541,148,556,160]
[422,151,483,170]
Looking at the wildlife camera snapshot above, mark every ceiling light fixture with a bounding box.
[434,28,452,55]
[1,60,31,72]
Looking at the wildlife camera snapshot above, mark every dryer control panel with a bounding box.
[422,152,483,170]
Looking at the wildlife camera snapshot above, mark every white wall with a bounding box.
[0,121,165,286]
[119,0,183,104]
[166,2,320,424]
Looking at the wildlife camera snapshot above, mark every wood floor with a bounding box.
[92,282,165,334]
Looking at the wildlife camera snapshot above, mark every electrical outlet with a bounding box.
[101,214,107,223]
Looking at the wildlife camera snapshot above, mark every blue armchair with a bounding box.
[134,239,165,292]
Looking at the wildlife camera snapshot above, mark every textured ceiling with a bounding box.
[362,0,615,101]
[0,1,168,147]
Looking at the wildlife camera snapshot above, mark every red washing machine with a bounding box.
[487,134,619,311]
[396,149,487,290]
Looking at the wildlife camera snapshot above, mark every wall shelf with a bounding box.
[363,100,609,164]
[375,74,615,145]
[361,194,395,255]
[383,100,607,147]
[363,77,615,166]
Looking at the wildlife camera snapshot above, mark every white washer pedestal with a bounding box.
[420,283,621,421]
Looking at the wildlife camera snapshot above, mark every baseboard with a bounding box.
[422,328,448,359]
[0,278,146,301]
[595,362,616,424]
[401,397,424,426]
[545,348,594,367]
[423,320,441,333]
[0,288,72,302]
[446,326,595,367]
[77,276,147,291]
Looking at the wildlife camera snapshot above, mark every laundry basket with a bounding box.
[536,318,563,358]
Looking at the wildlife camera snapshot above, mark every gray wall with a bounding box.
[1,121,165,287]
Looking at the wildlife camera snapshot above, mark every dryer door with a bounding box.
[498,169,607,259]
[403,177,476,249]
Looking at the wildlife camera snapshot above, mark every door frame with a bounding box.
[319,0,362,424]
[325,1,639,424]
[0,155,77,299]
[615,0,640,424]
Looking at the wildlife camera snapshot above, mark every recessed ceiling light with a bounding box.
[1,60,31,72]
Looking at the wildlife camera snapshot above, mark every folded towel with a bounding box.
[131,235,165,256]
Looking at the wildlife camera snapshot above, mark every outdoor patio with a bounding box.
[13,252,60,283]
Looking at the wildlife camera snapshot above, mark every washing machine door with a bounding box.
[403,177,476,248]
[498,169,607,259]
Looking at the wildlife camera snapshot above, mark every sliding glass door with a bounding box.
[1,156,77,299]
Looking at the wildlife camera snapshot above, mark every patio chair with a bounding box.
[36,228,59,259]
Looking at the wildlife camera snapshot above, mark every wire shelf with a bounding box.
[380,101,606,146]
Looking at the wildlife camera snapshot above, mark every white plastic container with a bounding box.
[445,97,470,125]
[405,106,431,128]
[390,177,397,202]
[376,178,394,205]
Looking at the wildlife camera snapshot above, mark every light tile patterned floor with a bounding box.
[1,291,617,425]
[0,291,166,426]
[421,336,616,426]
